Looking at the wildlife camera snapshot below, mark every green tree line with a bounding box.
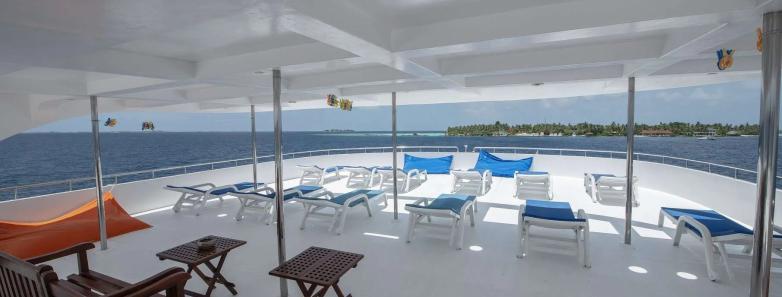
[445,121,760,136]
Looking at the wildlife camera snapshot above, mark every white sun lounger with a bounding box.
[342,166,381,188]
[518,200,591,268]
[584,173,639,205]
[376,167,427,192]
[658,207,782,281]
[295,189,387,235]
[164,182,265,216]
[405,194,476,250]
[514,171,552,200]
[297,165,343,185]
[450,170,492,196]
[230,185,326,224]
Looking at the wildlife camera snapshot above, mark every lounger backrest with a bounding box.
[403,154,453,174]
[0,252,55,297]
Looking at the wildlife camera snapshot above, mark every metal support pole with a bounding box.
[251,105,258,190]
[624,77,635,245]
[391,92,399,220]
[272,69,288,297]
[90,96,108,250]
[750,11,782,297]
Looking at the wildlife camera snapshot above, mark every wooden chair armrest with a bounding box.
[107,267,190,297]
[27,242,95,265]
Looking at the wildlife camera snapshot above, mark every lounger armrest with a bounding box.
[190,183,216,189]
[27,242,95,273]
[106,267,190,297]
[254,185,275,195]
[482,170,492,180]
[677,215,713,241]
[406,169,419,179]
[577,209,588,221]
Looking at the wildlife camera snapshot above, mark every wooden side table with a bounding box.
[157,235,246,297]
[269,246,364,297]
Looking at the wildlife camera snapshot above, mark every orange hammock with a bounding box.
[0,192,151,259]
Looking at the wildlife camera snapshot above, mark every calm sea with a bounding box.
[0,132,771,198]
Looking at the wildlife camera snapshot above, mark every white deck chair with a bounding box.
[658,207,782,281]
[518,200,591,268]
[342,166,380,188]
[164,182,264,216]
[596,176,639,206]
[295,189,387,235]
[583,173,615,201]
[297,165,343,185]
[376,168,427,192]
[231,185,326,224]
[405,194,476,250]
[450,170,492,196]
[514,171,552,200]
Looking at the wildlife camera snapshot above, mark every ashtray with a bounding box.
[196,238,217,251]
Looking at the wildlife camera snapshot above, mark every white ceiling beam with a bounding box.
[439,37,664,76]
[196,42,356,78]
[0,76,86,96]
[392,0,757,57]
[340,81,446,96]
[466,65,624,88]
[287,66,413,90]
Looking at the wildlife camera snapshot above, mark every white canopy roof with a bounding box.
[0,0,779,139]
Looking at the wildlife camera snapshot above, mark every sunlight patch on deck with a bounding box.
[588,219,619,235]
[482,207,518,225]
[632,225,671,240]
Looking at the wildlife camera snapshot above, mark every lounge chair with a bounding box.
[376,168,427,192]
[295,189,387,235]
[518,200,590,268]
[405,194,476,250]
[297,165,343,185]
[658,207,782,281]
[583,173,639,205]
[514,171,552,200]
[0,242,189,296]
[342,166,381,188]
[165,182,265,215]
[450,170,492,196]
[231,185,326,224]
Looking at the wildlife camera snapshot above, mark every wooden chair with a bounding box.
[0,242,190,297]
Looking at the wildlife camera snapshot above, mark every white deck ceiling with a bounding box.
[0,0,780,138]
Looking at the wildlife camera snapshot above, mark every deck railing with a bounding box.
[0,146,459,200]
[472,146,775,185]
[1,145,774,200]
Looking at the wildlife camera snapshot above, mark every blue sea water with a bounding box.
[0,132,770,198]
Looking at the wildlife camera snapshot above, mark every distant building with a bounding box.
[641,129,673,137]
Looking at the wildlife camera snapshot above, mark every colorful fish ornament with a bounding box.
[716,48,734,71]
[104,118,117,127]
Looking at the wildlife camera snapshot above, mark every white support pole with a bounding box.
[90,95,108,250]
[392,92,399,220]
[251,104,258,190]
[624,77,635,245]
[750,11,782,297]
[272,69,288,297]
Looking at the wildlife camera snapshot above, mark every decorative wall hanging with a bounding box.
[141,121,155,131]
[716,48,734,71]
[757,28,763,52]
[326,94,352,111]
[103,118,117,127]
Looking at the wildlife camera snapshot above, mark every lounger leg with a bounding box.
[576,227,584,266]
[449,218,458,248]
[337,206,349,235]
[406,214,417,243]
[364,197,373,217]
[300,204,313,230]
[329,208,341,233]
[517,212,525,259]
[657,210,665,228]
[457,218,466,250]
[423,200,432,223]
[173,193,187,213]
[582,224,591,268]
[716,243,732,280]
[673,221,686,246]
[469,204,476,227]
[265,202,274,225]
[235,198,246,221]
[703,241,719,281]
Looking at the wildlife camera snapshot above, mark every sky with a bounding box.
[29,80,762,132]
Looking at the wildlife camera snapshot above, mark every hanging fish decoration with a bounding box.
[141,121,155,131]
[103,118,117,127]
[716,48,734,71]
[326,94,338,107]
[757,28,763,52]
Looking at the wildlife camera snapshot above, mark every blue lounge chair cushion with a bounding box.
[210,182,266,195]
[403,154,453,174]
[406,194,475,215]
[474,151,533,177]
[523,200,585,222]
[661,207,781,238]
[329,189,385,207]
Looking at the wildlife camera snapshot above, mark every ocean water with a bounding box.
[0,132,771,198]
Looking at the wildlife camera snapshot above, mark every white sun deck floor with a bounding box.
[44,175,780,297]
